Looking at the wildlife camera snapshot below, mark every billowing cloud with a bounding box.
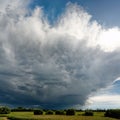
[0,1,120,109]
[86,79,120,109]
[86,95,120,109]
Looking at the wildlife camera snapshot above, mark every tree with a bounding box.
[0,106,11,114]
[105,109,120,119]
[45,110,54,115]
[55,110,65,115]
[66,109,75,115]
[83,110,94,116]
[34,109,43,115]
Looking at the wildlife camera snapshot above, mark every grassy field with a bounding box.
[0,117,7,120]
[0,112,118,120]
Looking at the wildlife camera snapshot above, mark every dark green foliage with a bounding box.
[104,109,120,119]
[76,109,83,112]
[13,107,26,112]
[45,110,54,115]
[66,109,75,115]
[95,109,106,112]
[8,116,36,120]
[11,107,34,112]
[34,109,43,115]
[55,110,65,115]
[0,106,11,114]
[83,110,94,116]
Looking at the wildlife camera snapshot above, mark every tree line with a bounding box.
[0,106,120,118]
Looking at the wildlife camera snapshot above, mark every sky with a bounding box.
[30,0,120,27]
[0,0,120,109]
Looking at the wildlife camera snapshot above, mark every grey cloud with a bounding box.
[0,1,120,109]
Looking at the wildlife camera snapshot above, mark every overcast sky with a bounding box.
[0,0,120,109]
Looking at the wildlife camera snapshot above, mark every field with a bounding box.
[0,112,118,120]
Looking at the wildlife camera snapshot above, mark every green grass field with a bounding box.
[0,117,7,120]
[0,112,117,120]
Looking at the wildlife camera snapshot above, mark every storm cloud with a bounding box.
[0,0,120,109]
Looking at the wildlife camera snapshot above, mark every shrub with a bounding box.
[55,110,65,115]
[105,109,120,119]
[46,110,54,115]
[66,109,75,115]
[34,109,43,115]
[84,110,94,116]
[0,106,11,114]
